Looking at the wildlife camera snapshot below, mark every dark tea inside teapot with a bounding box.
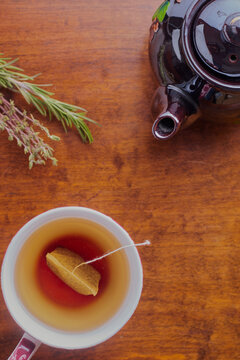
[149,0,240,140]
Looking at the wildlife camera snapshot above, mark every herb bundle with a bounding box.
[0,54,95,168]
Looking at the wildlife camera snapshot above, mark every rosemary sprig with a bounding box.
[0,94,59,169]
[0,54,95,143]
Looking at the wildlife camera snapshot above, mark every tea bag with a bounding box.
[46,247,101,296]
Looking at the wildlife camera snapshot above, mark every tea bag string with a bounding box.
[72,240,151,274]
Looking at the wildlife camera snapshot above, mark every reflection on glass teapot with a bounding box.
[149,0,240,140]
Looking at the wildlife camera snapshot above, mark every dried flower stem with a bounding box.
[0,53,97,168]
[0,95,59,169]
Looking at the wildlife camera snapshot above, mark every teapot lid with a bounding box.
[182,0,240,92]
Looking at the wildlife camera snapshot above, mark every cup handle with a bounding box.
[8,333,41,360]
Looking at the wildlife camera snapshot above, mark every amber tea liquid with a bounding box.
[15,218,130,332]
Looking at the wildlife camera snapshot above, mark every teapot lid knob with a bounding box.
[182,0,240,91]
[223,14,240,48]
[193,0,240,78]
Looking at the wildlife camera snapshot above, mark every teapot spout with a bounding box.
[152,79,204,140]
[152,104,186,140]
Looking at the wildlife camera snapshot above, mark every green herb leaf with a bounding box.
[0,54,95,143]
[152,1,170,22]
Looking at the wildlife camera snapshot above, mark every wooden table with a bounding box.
[1,1,240,359]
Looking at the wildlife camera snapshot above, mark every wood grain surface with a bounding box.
[1,1,240,359]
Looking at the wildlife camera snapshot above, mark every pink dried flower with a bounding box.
[0,95,59,169]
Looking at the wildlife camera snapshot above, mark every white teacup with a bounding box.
[1,207,143,359]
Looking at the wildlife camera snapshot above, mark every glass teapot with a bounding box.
[149,0,240,140]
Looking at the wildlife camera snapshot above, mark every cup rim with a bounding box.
[1,207,143,349]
